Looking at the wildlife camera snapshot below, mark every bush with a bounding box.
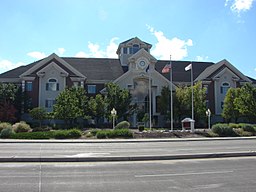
[241,124,255,133]
[54,129,82,139]
[10,131,55,139]
[212,123,237,137]
[12,121,32,133]
[96,129,133,139]
[234,128,253,137]
[228,123,240,129]
[138,125,145,132]
[96,130,108,139]
[0,122,12,132]
[0,128,14,138]
[115,121,130,129]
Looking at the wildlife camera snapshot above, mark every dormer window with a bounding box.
[46,78,59,91]
[132,44,140,54]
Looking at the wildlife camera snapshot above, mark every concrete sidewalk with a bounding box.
[1,136,256,143]
[0,151,256,163]
[0,137,256,162]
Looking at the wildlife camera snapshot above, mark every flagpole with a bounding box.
[149,66,152,130]
[191,62,194,132]
[170,55,173,131]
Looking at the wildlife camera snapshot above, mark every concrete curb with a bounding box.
[1,151,256,162]
[1,136,256,143]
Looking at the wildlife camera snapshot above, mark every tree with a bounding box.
[222,88,240,123]
[175,81,207,122]
[53,87,88,127]
[158,86,171,116]
[29,107,47,128]
[104,83,132,121]
[0,83,18,122]
[234,83,256,122]
[88,94,105,125]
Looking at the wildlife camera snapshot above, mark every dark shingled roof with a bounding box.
[0,60,40,78]
[155,60,214,83]
[62,57,124,81]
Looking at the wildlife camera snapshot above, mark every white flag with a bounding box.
[185,63,192,71]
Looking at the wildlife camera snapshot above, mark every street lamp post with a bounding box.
[206,108,211,129]
[111,108,117,129]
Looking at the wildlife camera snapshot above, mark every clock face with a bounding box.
[138,60,147,69]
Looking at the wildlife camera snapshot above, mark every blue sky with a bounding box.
[0,0,255,78]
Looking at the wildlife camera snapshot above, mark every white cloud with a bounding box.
[147,25,193,60]
[196,55,209,61]
[75,51,89,58]
[98,8,108,21]
[75,37,119,58]
[225,0,255,14]
[57,48,65,55]
[27,51,46,59]
[106,37,119,58]
[0,60,25,74]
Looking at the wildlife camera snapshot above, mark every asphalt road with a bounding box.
[0,139,255,159]
[0,157,255,192]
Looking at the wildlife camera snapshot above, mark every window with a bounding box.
[220,82,230,95]
[132,44,140,54]
[26,82,33,91]
[123,47,127,54]
[203,85,208,94]
[46,78,59,91]
[45,99,56,108]
[206,100,209,108]
[88,85,96,94]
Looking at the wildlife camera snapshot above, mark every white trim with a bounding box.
[20,53,86,79]
[36,61,68,77]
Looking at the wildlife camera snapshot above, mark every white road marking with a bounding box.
[135,170,234,178]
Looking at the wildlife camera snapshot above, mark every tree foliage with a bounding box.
[0,83,18,122]
[222,88,240,122]
[53,87,88,126]
[234,83,256,121]
[175,81,207,122]
[29,107,47,128]
[104,83,132,121]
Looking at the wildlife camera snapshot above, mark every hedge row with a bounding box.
[212,123,256,137]
[96,129,133,139]
[6,129,82,139]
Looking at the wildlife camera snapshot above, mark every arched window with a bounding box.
[220,82,230,95]
[46,78,59,91]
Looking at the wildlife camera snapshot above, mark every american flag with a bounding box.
[161,63,172,73]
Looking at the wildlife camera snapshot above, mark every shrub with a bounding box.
[234,128,253,137]
[12,121,32,133]
[0,128,14,138]
[112,129,133,138]
[96,129,133,139]
[115,121,130,129]
[228,123,240,129]
[10,131,55,139]
[138,125,145,132]
[212,123,237,137]
[0,122,12,132]
[241,124,255,133]
[96,130,108,139]
[54,129,82,139]
[67,129,82,139]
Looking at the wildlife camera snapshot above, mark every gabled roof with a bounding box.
[155,60,214,83]
[195,59,252,82]
[63,57,124,81]
[0,56,125,82]
[116,37,152,54]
